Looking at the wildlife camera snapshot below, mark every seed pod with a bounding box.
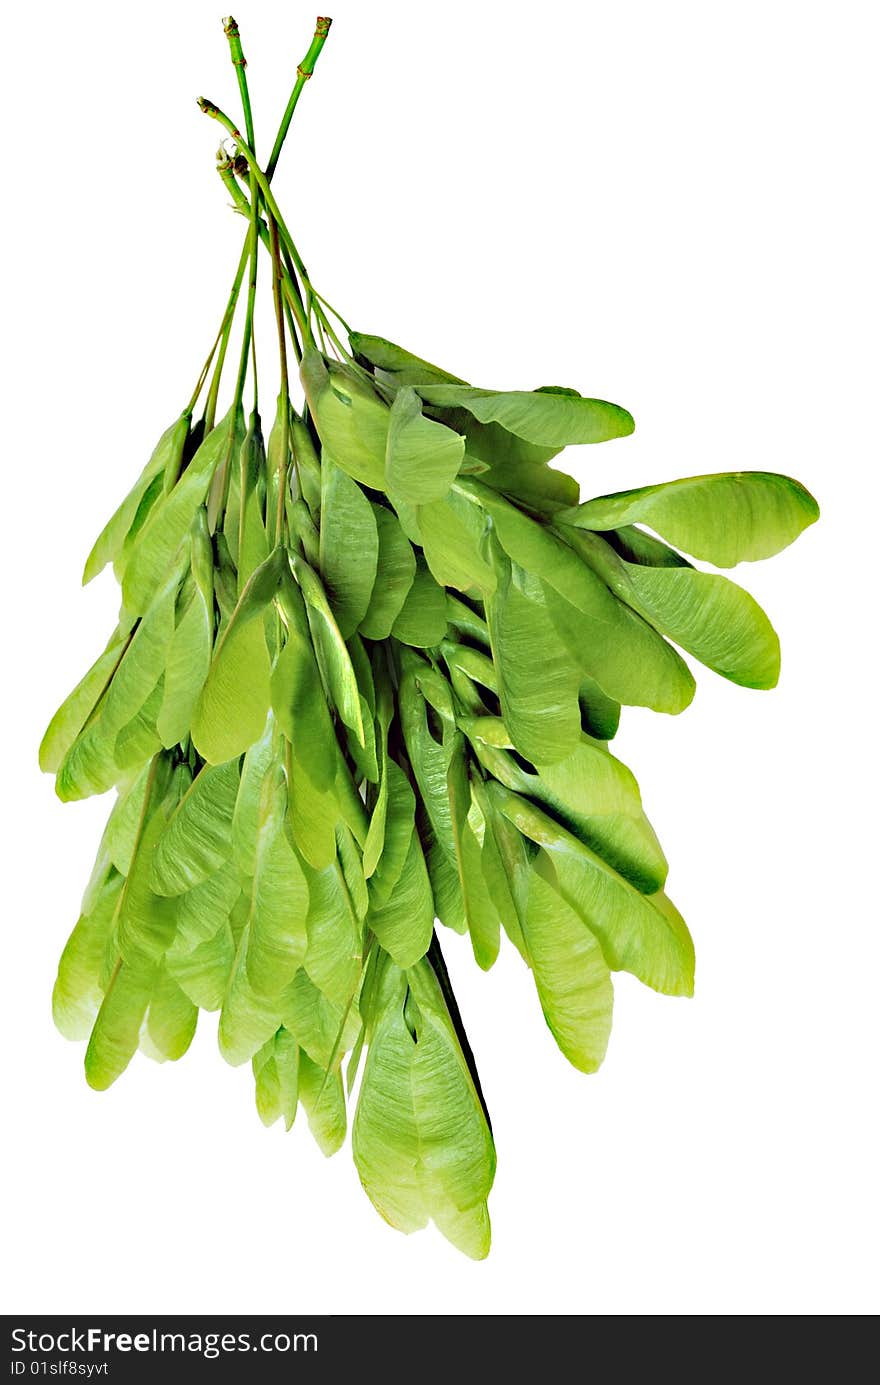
[40,15,818,1259]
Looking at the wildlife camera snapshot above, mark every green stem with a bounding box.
[223,17,260,418]
[186,326,222,416]
[283,295,303,364]
[269,215,291,545]
[314,304,349,361]
[280,241,309,336]
[250,312,259,404]
[198,17,330,423]
[198,98,317,346]
[227,153,260,544]
[218,162,309,345]
[232,184,259,413]
[266,17,332,180]
[312,288,352,336]
[223,17,255,148]
[204,239,249,432]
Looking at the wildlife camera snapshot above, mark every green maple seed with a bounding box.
[39,14,818,1258]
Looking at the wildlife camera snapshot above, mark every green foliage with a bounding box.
[40,14,817,1258]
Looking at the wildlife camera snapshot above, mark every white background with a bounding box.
[2,0,877,1316]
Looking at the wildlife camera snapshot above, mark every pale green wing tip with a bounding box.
[435,1203,492,1260]
[647,967,695,999]
[566,1051,605,1076]
[51,995,91,1043]
[665,958,695,999]
[710,654,780,691]
[306,1113,345,1158]
[785,492,820,550]
[757,663,781,691]
[81,554,102,586]
[555,1027,609,1075]
[614,407,636,439]
[55,776,85,803]
[769,475,819,528]
[734,663,781,692]
[39,709,72,772]
[754,479,820,559]
[256,1105,281,1129]
[189,728,224,766]
[389,944,434,970]
[217,1022,250,1068]
[721,626,781,691]
[473,948,498,974]
[38,734,58,774]
[677,965,696,1000]
[138,1033,168,1064]
[566,400,635,444]
[663,670,697,716]
[642,894,696,997]
[83,1055,119,1092]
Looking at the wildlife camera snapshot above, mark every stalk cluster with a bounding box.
[41,17,818,1256]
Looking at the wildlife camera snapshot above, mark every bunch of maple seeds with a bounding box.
[40,15,818,1255]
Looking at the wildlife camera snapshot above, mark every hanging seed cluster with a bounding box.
[40,17,818,1257]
